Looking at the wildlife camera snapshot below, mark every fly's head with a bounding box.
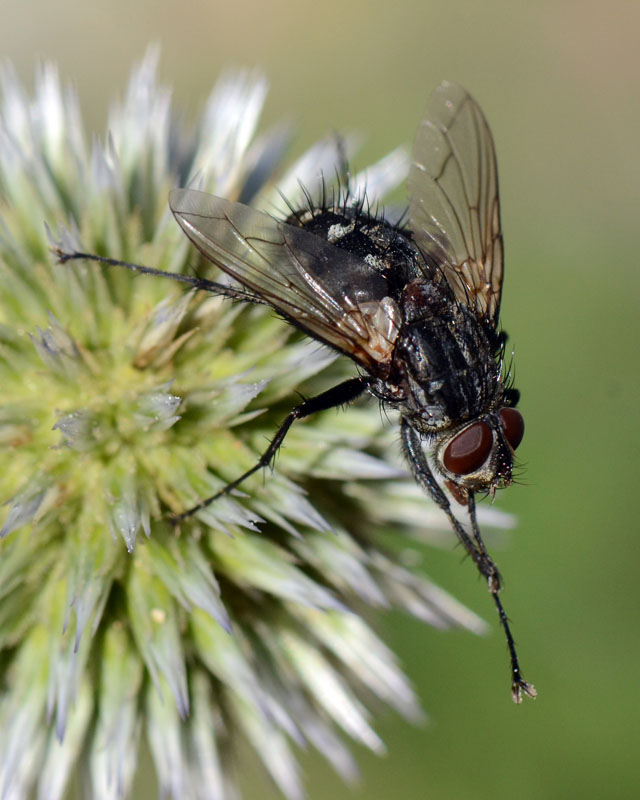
[432,400,525,503]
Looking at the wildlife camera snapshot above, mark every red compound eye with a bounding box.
[500,407,525,451]
[443,421,493,475]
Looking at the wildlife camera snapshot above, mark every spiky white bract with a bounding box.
[0,49,499,800]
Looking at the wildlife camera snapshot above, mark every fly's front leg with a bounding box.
[173,376,370,522]
[467,493,535,700]
[400,418,486,573]
[466,492,502,593]
[400,418,501,589]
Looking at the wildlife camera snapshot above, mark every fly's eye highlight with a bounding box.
[442,421,493,475]
[500,407,525,451]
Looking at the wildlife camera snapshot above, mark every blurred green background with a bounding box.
[3,0,639,798]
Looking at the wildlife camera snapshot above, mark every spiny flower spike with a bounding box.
[0,49,511,800]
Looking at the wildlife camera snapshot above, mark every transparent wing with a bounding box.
[169,188,401,368]
[408,81,503,325]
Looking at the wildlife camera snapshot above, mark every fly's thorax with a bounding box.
[286,206,426,290]
[392,289,501,430]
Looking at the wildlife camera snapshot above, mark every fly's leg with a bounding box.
[53,249,262,303]
[490,589,537,702]
[466,492,502,593]
[172,376,370,522]
[400,418,496,583]
[400,418,535,702]
[466,490,536,701]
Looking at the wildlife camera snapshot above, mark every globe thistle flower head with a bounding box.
[0,50,502,800]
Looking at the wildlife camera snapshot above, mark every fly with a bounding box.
[56,81,536,702]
